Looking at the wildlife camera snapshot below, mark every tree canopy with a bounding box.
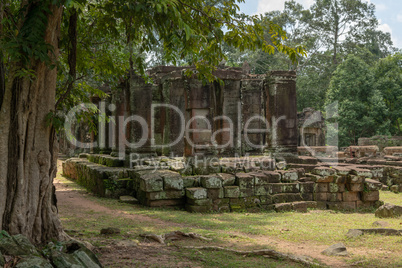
[0,0,303,244]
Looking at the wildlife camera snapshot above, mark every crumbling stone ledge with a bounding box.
[63,155,385,213]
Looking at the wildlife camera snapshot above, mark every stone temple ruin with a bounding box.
[62,66,402,213]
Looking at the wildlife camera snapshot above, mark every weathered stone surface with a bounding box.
[348,228,401,236]
[50,240,102,268]
[15,256,53,268]
[381,185,389,191]
[262,171,281,183]
[275,203,292,212]
[207,188,224,199]
[235,173,254,189]
[119,195,139,204]
[218,173,236,186]
[139,173,164,192]
[182,176,198,188]
[312,167,336,177]
[347,183,364,192]
[390,185,399,193]
[361,191,379,202]
[200,175,222,189]
[267,183,283,194]
[224,186,240,198]
[375,203,402,218]
[292,201,308,212]
[243,196,261,208]
[239,188,254,197]
[252,172,270,186]
[278,183,299,193]
[314,183,329,193]
[299,182,314,193]
[343,192,359,202]
[321,243,348,256]
[351,168,372,178]
[186,187,208,200]
[346,229,363,238]
[146,190,184,200]
[259,195,273,205]
[0,234,40,257]
[229,198,246,211]
[328,183,345,193]
[372,221,390,227]
[187,198,212,206]
[272,193,303,203]
[279,170,298,182]
[162,171,184,190]
[328,193,343,202]
[364,179,382,191]
[146,199,185,207]
[347,175,365,184]
[314,192,329,202]
[254,185,269,196]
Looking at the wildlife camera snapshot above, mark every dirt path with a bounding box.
[55,165,353,267]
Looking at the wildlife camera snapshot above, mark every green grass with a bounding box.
[57,174,402,267]
[380,190,402,206]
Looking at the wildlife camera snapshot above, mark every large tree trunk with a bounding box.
[0,3,65,245]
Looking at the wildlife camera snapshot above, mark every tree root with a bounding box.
[140,231,212,244]
[178,246,321,267]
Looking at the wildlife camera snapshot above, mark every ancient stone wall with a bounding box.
[111,66,298,158]
[358,136,402,151]
[62,153,394,212]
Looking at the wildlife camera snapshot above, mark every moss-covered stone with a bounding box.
[187,198,212,206]
[218,173,236,186]
[200,175,222,189]
[185,204,212,213]
[161,171,184,190]
[146,190,184,200]
[224,186,240,198]
[235,173,254,189]
[186,187,208,199]
[139,173,164,192]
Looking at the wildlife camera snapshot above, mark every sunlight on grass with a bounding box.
[57,170,402,267]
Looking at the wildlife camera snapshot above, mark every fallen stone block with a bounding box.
[375,203,402,218]
[346,229,363,238]
[347,228,401,237]
[372,221,390,227]
[321,243,348,256]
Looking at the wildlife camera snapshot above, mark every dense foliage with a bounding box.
[225,0,401,145]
